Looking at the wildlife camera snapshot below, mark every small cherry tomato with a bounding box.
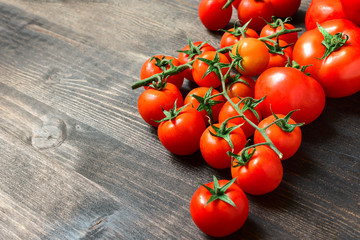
[199,0,233,31]
[260,18,298,46]
[265,40,293,69]
[269,0,301,18]
[231,145,283,195]
[237,0,274,32]
[225,75,255,99]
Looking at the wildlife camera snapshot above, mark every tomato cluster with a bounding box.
[131,1,360,237]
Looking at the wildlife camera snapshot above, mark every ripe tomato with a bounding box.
[225,75,255,99]
[140,55,184,89]
[254,67,326,124]
[342,0,360,26]
[198,0,232,31]
[157,105,206,155]
[178,41,216,82]
[190,177,249,237]
[254,113,302,160]
[231,38,270,76]
[231,145,283,195]
[200,122,247,169]
[260,20,298,46]
[269,0,301,18]
[218,97,262,138]
[220,23,259,61]
[265,40,293,69]
[192,51,230,88]
[184,87,225,123]
[237,0,274,32]
[293,19,360,98]
[137,83,184,127]
[232,0,241,9]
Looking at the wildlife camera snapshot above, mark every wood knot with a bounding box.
[32,118,66,149]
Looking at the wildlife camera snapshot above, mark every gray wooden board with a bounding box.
[0,0,359,239]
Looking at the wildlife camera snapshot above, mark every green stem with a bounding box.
[258,27,302,42]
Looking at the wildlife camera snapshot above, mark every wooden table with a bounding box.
[0,0,359,239]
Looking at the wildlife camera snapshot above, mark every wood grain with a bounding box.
[0,0,359,239]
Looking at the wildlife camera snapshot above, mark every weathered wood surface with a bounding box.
[0,0,359,239]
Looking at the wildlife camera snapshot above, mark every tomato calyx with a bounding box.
[226,74,251,92]
[265,16,292,29]
[316,23,349,60]
[229,45,244,72]
[286,59,311,76]
[267,110,304,133]
[221,20,252,38]
[208,116,243,150]
[228,144,257,167]
[200,176,237,207]
[263,38,293,55]
[239,96,264,122]
[197,52,231,80]
[156,101,189,123]
[177,37,209,60]
[191,87,224,122]
[150,56,175,72]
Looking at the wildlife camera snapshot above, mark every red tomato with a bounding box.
[342,0,360,26]
[226,75,255,99]
[265,40,293,69]
[231,38,270,76]
[218,97,262,138]
[192,51,230,88]
[293,19,360,98]
[254,67,326,124]
[137,83,184,127]
[231,145,283,195]
[178,41,216,82]
[305,0,346,30]
[140,55,184,89]
[184,87,225,123]
[254,114,302,160]
[158,105,206,155]
[199,0,233,31]
[232,0,242,9]
[260,21,298,46]
[269,0,301,18]
[237,0,274,32]
[200,122,247,169]
[190,177,249,237]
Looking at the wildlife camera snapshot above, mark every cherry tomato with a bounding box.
[192,51,230,88]
[232,0,242,9]
[140,55,184,89]
[269,0,301,18]
[218,97,262,138]
[199,0,233,31]
[231,38,270,76]
[225,75,255,99]
[260,21,298,46]
[137,83,184,127]
[200,122,247,169]
[190,177,249,237]
[184,87,225,123]
[178,41,216,82]
[293,19,360,98]
[237,0,274,32]
[158,105,206,155]
[265,40,293,69]
[254,67,326,124]
[254,114,302,160]
[231,145,283,195]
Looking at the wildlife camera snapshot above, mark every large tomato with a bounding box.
[237,0,274,32]
[178,41,216,82]
[157,105,205,155]
[269,0,301,18]
[218,97,262,138]
[140,55,184,89]
[293,19,360,98]
[254,67,326,124]
[200,122,247,169]
[231,38,270,76]
[254,113,302,160]
[192,51,230,88]
[190,177,249,237]
[198,0,232,31]
[184,87,225,123]
[342,0,360,26]
[137,83,184,127]
[231,145,283,195]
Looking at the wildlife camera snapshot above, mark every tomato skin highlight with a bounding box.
[157,106,206,155]
[254,67,326,125]
[200,123,247,169]
[293,19,360,98]
[231,145,283,195]
[137,83,184,127]
[190,179,249,237]
[254,114,302,160]
[140,55,184,89]
[198,0,232,31]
